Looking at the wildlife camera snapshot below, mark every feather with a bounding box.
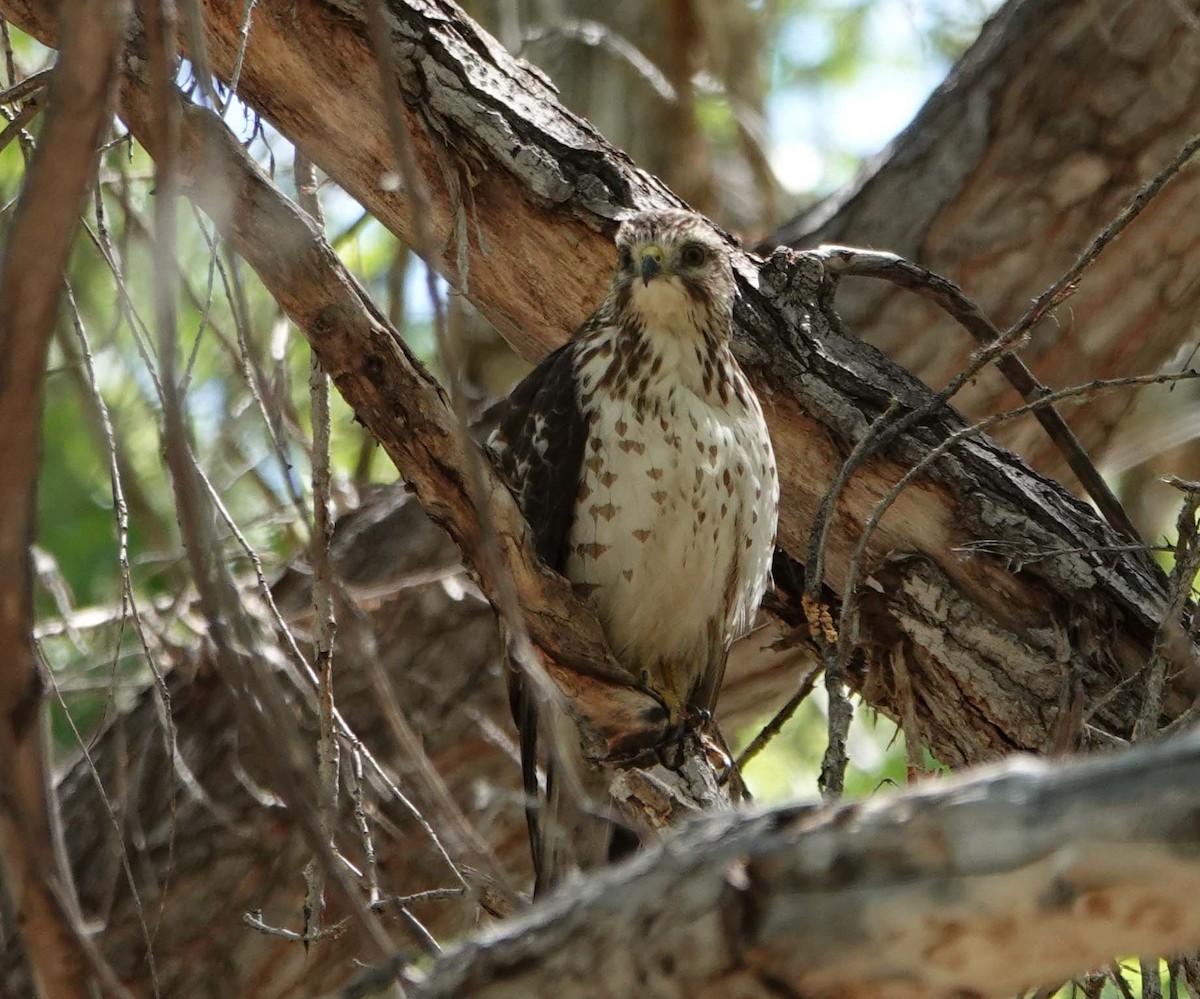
[489,340,610,895]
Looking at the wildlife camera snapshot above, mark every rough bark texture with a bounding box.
[773,0,1200,516]
[0,0,1197,994]
[412,731,1200,999]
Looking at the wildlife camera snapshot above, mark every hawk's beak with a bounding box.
[640,247,663,286]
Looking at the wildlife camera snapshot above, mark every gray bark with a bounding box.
[411,730,1200,999]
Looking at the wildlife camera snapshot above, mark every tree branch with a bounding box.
[407,730,1200,999]
[0,0,128,994]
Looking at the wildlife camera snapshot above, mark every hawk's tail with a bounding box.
[508,660,626,897]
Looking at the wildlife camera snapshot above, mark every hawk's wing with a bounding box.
[488,340,586,573]
[487,338,595,894]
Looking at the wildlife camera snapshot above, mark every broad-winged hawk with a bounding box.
[489,208,778,893]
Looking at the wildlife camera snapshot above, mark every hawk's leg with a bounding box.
[652,702,718,769]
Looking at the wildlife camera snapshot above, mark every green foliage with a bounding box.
[739,694,943,802]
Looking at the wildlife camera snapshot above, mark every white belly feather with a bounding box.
[567,324,777,709]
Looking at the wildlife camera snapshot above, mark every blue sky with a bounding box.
[767,0,1002,192]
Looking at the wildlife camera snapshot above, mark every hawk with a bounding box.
[488,208,778,894]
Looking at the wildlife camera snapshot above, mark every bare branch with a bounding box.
[814,246,1145,549]
[296,149,340,939]
[0,0,128,993]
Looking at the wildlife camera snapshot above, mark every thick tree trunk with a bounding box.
[772,0,1200,516]
[0,0,1197,994]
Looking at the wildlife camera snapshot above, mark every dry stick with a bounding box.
[1134,478,1200,743]
[180,203,224,391]
[734,655,820,770]
[0,65,49,103]
[297,149,339,941]
[218,0,256,118]
[67,192,175,554]
[1143,961,1166,999]
[219,240,311,530]
[0,91,41,153]
[1111,963,1140,999]
[82,218,166,397]
[105,184,298,487]
[63,280,181,955]
[41,663,159,999]
[176,0,218,109]
[0,0,129,993]
[814,247,1146,550]
[0,18,34,167]
[181,473,465,960]
[348,744,380,905]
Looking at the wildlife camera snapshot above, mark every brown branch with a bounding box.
[0,0,128,994]
[126,96,667,761]
[296,149,341,937]
[0,88,40,152]
[0,64,49,103]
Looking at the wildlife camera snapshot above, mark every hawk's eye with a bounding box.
[618,246,634,271]
[679,243,707,268]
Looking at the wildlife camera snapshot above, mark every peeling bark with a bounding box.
[411,731,1200,999]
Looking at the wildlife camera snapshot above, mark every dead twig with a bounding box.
[814,246,1145,550]
[1134,477,1200,742]
[296,149,340,942]
[0,65,50,103]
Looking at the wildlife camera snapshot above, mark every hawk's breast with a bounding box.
[566,328,778,709]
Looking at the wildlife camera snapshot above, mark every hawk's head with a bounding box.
[612,209,736,339]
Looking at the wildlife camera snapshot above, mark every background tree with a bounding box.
[1,0,1199,995]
